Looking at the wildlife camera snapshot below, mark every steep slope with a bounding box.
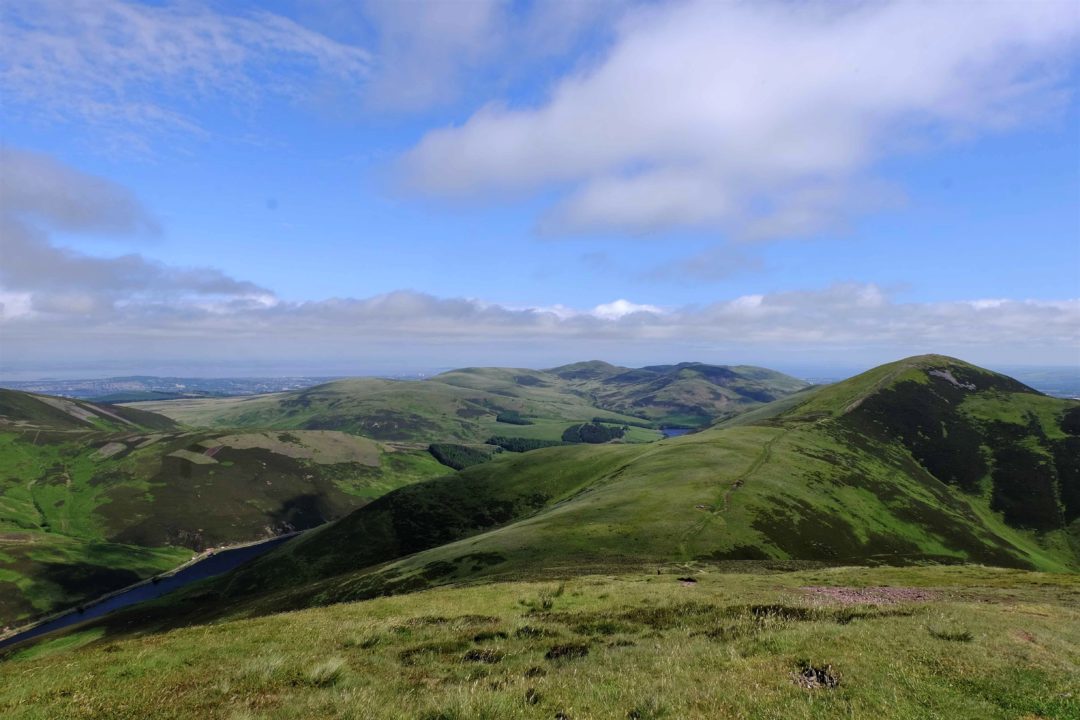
[185,355,1078,619]
[0,388,176,432]
[0,390,447,625]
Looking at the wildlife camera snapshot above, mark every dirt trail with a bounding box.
[26,476,46,530]
[677,428,788,555]
[719,429,785,512]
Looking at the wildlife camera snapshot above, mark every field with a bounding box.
[0,565,1076,719]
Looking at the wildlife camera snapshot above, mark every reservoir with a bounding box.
[0,533,297,652]
[661,427,693,438]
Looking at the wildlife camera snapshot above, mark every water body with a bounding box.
[661,428,693,438]
[0,534,297,652]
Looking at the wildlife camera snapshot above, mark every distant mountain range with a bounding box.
[4,363,1075,404]
[130,362,809,441]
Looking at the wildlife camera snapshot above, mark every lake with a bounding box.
[661,428,693,438]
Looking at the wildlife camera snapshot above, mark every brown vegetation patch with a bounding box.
[545,643,590,660]
[462,648,504,664]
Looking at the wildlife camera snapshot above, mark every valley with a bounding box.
[0,362,804,627]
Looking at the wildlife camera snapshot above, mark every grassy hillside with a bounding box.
[168,355,1079,621]
[547,360,810,426]
[132,362,810,442]
[131,377,655,444]
[0,389,177,432]
[0,391,447,625]
[2,566,1077,719]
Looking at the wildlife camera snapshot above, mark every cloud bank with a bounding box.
[4,282,1077,375]
[2,149,1076,375]
[0,148,272,319]
[402,0,1080,237]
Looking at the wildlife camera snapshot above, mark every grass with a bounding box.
[0,389,177,433]
[129,376,655,442]
[0,426,447,625]
[0,566,1076,719]
[133,354,1075,626]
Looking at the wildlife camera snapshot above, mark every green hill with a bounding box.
[178,355,1077,619]
[0,388,177,432]
[131,362,810,442]
[0,391,446,625]
[0,361,808,628]
[547,360,811,426]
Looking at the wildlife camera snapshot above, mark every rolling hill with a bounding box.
[0,391,447,625]
[170,355,1078,618]
[130,361,810,444]
[546,360,810,426]
[0,362,808,627]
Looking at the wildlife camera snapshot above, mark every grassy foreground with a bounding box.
[1,565,1077,719]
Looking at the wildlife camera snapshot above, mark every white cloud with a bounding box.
[359,0,504,111]
[355,0,629,111]
[0,0,629,144]
[0,146,159,234]
[590,299,664,320]
[2,151,1073,370]
[401,0,1080,237]
[0,148,272,315]
[0,0,369,140]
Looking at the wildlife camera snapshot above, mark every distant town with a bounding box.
[0,376,346,403]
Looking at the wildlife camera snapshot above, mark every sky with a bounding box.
[1,0,1078,379]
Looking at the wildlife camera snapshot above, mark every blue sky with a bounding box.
[1,0,1078,377]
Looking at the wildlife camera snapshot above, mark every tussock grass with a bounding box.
[305,657,346,686]
[1,565,1077,719]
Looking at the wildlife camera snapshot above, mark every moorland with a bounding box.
[0,355,1077,719]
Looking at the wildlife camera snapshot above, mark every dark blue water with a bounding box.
[0,534,296,651]
[661,428,693,438]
